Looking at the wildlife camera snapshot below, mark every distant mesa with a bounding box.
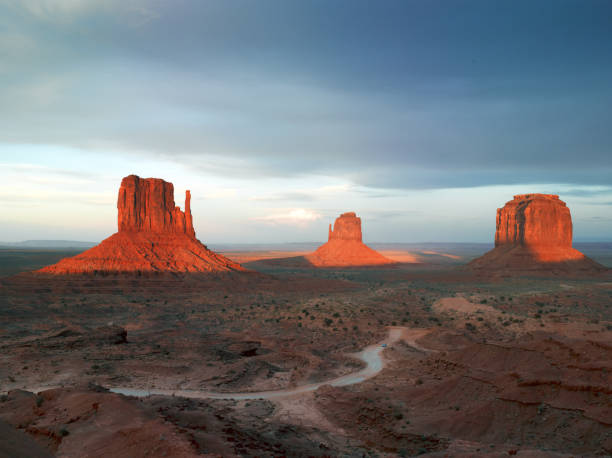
[38,175,244,274]
[307,212,395,267]
[468,193,606,274]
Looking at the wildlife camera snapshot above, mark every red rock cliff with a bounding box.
[117,175,195,237]
[468,193,605,274]
[495,194,572,248]
[328,212,363,242]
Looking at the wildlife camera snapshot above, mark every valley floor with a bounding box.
[0,251,611,456]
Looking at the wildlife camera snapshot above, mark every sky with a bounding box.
[1,0,611,244]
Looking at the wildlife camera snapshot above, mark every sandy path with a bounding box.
[107,326,425,401]
[398,327,436,353]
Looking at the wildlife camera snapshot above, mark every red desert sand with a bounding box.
[38,175,244,274]
[307,212,395,267]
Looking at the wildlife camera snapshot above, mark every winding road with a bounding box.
[109,327,429,400]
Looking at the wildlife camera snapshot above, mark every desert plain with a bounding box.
[1,239,611,457]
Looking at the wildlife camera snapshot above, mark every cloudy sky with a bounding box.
[1,0,611,243]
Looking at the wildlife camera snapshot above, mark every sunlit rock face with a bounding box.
[308,212,395,267]
[495,194,572,251]
[328,212,363,242]
[38,175,243,274]
[117,175,195,237]
[469,194,605,273]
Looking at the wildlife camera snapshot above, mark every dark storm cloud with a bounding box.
[2,0,612,189]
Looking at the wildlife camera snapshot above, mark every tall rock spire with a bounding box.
[185,190,195,238]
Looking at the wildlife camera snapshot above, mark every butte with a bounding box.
[38,175,244,274]
[307,212,395,267]
[468,193,605,274]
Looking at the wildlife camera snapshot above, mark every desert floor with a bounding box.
[1,244,611,457]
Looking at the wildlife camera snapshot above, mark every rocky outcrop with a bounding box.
[328,212,363,242]
[39,326,128,349]
[307,212,394,267]
[38,175,243,274]
[494,194,572,250]
[0,417,55,458]
[117,175,195,237]
[0,388,199,457]
[469,194,605,274]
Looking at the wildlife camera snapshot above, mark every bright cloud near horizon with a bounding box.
[1,0,611,244]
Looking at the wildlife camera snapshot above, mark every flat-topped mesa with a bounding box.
[328,212,363,242]
[308,211,394,267]
[495,193,571,249]
[468,193,606,274]
[117,175,195,237]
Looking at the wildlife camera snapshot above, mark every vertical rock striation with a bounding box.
[117,175,195,236]
[494,194,572,249]
[469,194,605,274]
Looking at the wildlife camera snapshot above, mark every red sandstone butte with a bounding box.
[39,175,243,274]
[117,175,196,237]
[468,194,605,273]
[307,212,395,267]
